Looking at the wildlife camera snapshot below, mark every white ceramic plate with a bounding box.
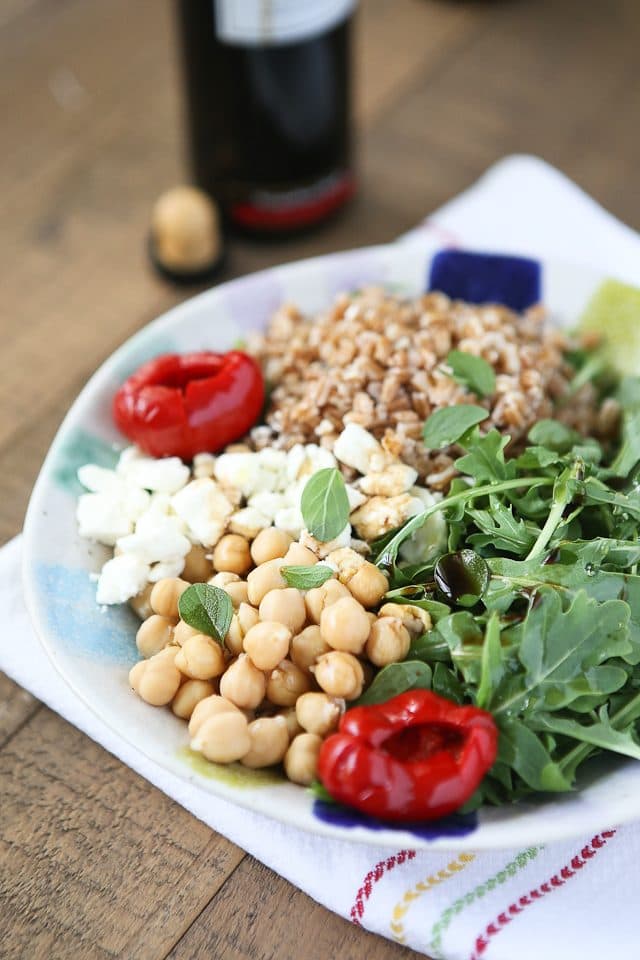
[22,239,637,850]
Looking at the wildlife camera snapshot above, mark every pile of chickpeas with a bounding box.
[128,528,431,786]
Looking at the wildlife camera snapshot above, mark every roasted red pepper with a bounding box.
[318,690,498,822]
[113,351,264,460]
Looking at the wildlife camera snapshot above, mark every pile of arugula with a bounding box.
[368,373,640,808]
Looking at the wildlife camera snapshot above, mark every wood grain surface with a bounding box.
[2,0,640,957]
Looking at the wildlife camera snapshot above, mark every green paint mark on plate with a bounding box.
[178,747,285,788]
[52,429,119,496]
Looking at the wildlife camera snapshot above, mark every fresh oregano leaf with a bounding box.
[423,404,488,449]
[353,661,432,707]
[445,350,496,397]
[178,583,233,644]
[300,467,350,542]
[281,564,334,589]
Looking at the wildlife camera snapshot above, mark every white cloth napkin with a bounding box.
[3,155,640,960]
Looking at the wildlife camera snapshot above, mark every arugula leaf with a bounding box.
[495,589,630,716]
[431,662,465,704]
[353,661,432,706]
[476,613,505,710]
[422,404,488,449]
[300,468,350,542]
[281,564,334,589]
[178,583,233,644]
[467,498,538,556]
[530,710,640,759]
[528,420,583,452]
[455,428,513,483]
[445,350,496,397]
[498,718,572,792]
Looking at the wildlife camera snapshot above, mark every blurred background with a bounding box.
[1,0,640,542]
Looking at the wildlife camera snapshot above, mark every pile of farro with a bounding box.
[247,287,613,489]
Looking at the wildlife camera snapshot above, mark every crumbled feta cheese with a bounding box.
[350,494,422,541]
[117,513,191,565]
[214,452,274,498]
[300,523,352,558]
[148,558,188,582]
[286,443,337,482]
[325,547,365,584]
[273,506,305,538]
[345,483,367,512]
[248,491,288,520]
[171,478,234,547]
[333,424,383,475]
[359,462,419,497]
[193,452,216,479]
[76,490,149,546]
[229,507,271,539]
[117,447,190,493]
[77,464,123,494]
[96,553,150,604]
[398,486,448,564]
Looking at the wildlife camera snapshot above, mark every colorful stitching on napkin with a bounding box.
[428,250,541,312]
[350,849,416,925]
[428,846,542,956]
[390,852,476,944]
[469,830,616,960]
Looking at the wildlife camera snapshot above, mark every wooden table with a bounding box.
[3,1,640,956]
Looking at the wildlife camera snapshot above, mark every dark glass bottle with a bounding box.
[176,0,355,237]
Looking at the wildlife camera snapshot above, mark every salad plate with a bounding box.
[22,239,640,850]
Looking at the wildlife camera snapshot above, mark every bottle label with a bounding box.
[214,0,355,46]
[230,170,356,231]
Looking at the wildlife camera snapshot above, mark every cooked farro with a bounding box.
[247,287,612,487]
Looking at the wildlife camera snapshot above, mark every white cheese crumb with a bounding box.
[96,554,150,604]
[333,424,383,475]
[193,452,216,479]
[117,448,190,493]
[229,507,271,539]
[171,478,234,547]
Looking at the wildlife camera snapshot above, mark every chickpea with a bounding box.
[290,625,330,673]
[295,692,342,737]
[150,577,190,619]
[220,653,266,709]
[182,544,213,583]
[172,679,217,719]
[191,711,251,764]
[251,528,293,565]
[347,562,389,608]
[266,659,311,707]
[284,733,322,786]
[238,602,260,634]
[173,619,200,646]
[209,571,240,588]
[319,596,370,654]
[277,706,304,739]
[129,582,154,621]
[241,716,290,768]
[129,648,181,706]
[366,617,411,666]
[243,621,292,672]
[188,694,242,738]
[313,651,364,700]
[175,634,226,680]
[223,580,250,608]
[283,543,318,566]
[259,588,306,635]
[378,602,432,638]
[247,558,286,606]
[136,614,175,658]
[213,534,252,576]
[305,579,350,624]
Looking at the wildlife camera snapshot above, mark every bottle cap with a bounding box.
[149,185,225,283]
